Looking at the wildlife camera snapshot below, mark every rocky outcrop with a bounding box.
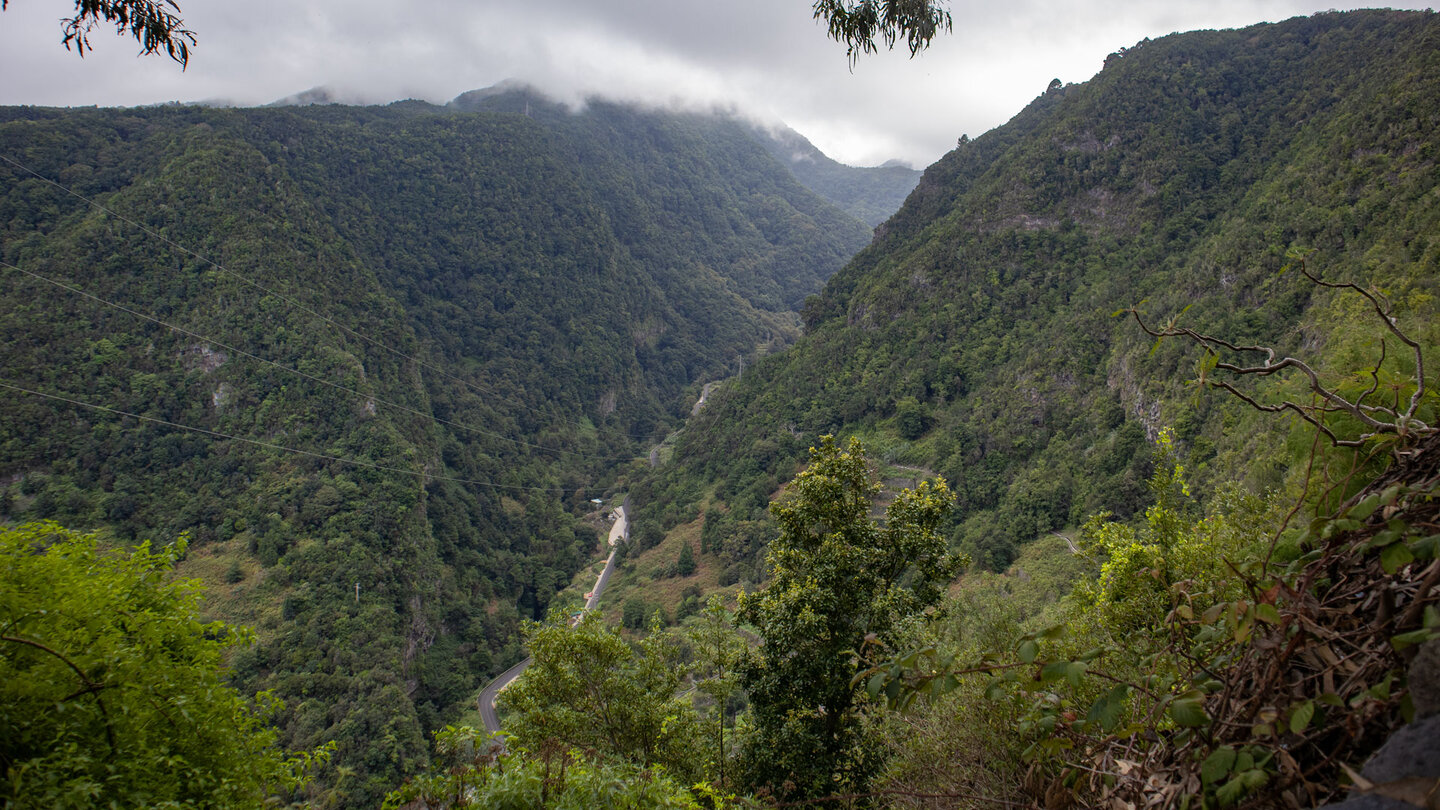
[1318,639,1440,809]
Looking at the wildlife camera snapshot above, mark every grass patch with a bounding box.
[598,513,745,627]
[173,536,284,637]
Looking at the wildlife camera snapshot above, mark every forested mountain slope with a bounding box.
[0,96,869,804]
[749,122,922,226]
[450,86,874,310]
[640,10,1440,573]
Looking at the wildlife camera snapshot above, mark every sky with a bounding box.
[0,1,1433,168]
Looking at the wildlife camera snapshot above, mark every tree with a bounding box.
[0,522,321,809]
[498,613,705,780]
[896,395,928,439]
[687,596,746,790]
[737,436,965,799]
[676,538,697,577]
[1074,429,1210,636]
[623,596,650,630]
[383,726,707,810]
[0,0,194,67]
[812,0,952,65]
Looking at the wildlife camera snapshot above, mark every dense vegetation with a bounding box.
[449,87,875,313]
[735,436,962,798]
[749,123,922,227]
[567,9,1440,806]
[0,93,871,804]
[6,9,1440,808]
[0,522,321,809]
[638,8,1440,576]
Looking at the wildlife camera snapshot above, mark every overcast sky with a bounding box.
[0,1,1433,167]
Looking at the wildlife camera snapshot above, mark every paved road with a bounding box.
[477,498,628,735]
[477,657,530,733]
[690,382,718,416]
[585,500,627,611]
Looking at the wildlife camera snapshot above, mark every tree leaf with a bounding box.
[1169,696,1209,728]
[984,678,1005,701]
[1201,746,1237,785]
[1239,768,1269,790]
[1216,777,1248,805]
[1390,628,1437,652]
[1018,639,1039,664]
[867,672,886,699]
[1254,603,1281,625]
[1409,534,1440,560]
[1233,613,1254,643]
[1346,494,1380,521]
[1380,542,1414,574]
[1288,700,1315,733]
[1086,685,1129,732]
[1039,661,1070,684]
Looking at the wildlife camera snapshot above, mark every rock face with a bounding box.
[1360,715,1440,785]
[1410,639,1440,720]
[1317,639,1440,809]
[1320,797,1417,810]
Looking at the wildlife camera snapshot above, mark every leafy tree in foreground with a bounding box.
[0,522,321,809]
[498,613,705,781]
[737,436,964,799]
[384,726,709,810]
[687,595,746,791]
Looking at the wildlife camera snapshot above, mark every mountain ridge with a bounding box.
[0,93,873,804]
[634,7,1440,573]
[269,81,924,228]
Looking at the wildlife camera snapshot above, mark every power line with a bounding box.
[0,151,668,443]
[0,380,586,494]
[0,258,647,464]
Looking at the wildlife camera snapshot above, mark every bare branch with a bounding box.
[1124,261,1434,452]
[1294,262,1427,423]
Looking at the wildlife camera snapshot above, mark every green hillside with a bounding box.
[639,8,1440,574]
[749,122,922,226]
[6,8,1440,808]
[584,10,1440,806]
[451,87,873,312]
[0,96,869,805]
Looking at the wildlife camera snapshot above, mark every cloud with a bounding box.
[0,0,1433,167]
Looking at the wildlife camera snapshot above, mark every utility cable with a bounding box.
[0,380,586,494]
[0,259,646,464]
[0,151,668,443]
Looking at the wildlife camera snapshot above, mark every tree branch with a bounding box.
[1125,262,1434,451]
[2,633,118,756]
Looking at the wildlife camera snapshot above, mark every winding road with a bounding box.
[477,498,628,735]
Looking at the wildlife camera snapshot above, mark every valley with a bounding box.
[0,92,881,805]
[478,498,628,735]
[3,7,1439,809]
